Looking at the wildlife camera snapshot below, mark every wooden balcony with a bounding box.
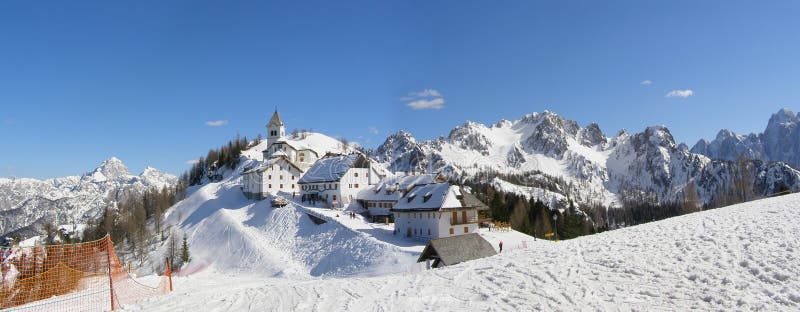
[450,216,479,225]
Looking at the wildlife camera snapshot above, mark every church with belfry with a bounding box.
[261,109,321,170]
[241,109,322,200]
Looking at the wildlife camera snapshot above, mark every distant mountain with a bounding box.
[0,157,177,238]
[372,110,800,208]
[692,108,800,168]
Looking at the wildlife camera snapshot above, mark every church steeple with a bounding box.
[266,109,286,149]
[267,108,284,128]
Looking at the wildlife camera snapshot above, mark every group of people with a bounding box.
[347,211,358,219]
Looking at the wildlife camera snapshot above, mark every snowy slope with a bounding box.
[155,177,418,278]
[130,193,800,311]
[144,134,419,278]
[0,157,177,238]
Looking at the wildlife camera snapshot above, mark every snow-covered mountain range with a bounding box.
[692,108,800,168]
[372,109,800,208]
[0,157,177,237]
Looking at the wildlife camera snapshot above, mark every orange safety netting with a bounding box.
[0,235,171,311]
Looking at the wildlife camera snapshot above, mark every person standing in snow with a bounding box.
[499,241,503,253]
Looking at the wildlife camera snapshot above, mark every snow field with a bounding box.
[131,193,800,311]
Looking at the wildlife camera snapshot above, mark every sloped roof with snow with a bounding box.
[417,233,497,266]
[392,183,463,211]
[267,132,343,157]
[298,154,367,183]
[357,174,444,202]
[243,156,303,175]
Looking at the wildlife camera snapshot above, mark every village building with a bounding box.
[391,183,489,240]
[242,109,327,200]
[298,153,386,208]
[417,233,497,269]
[261,110,321,170]
[241,155,304,200]
[356,173,447,223]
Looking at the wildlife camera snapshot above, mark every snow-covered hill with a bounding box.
[131,192,800,311]
[373,110,800,208]
[0,157,177,238]
[141,131,424,278]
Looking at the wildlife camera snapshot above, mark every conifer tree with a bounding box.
[181,234,191,264]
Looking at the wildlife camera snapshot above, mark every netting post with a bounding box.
[106,235,115,311]
[165,257,173,292]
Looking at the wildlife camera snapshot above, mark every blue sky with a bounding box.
[2,1,799,179]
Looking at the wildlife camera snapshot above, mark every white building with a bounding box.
[392,183,488,241]
[356,173,446,222]
[261,110,321,170]
[298,153,385,208]
[242,155,304,200]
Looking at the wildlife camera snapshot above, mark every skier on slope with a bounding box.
[499,240,503,253]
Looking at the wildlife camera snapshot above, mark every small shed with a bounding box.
[417,233,497,269]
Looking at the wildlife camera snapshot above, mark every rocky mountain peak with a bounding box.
[83,157,131,182]
[767,108,797,128]
[579,122,607,146]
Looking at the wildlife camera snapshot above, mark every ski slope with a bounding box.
[129,193,800,311]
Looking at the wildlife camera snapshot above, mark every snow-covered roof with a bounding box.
[417,233,497,267]
[266,132,344,157]
[243,156,303,175]
[298,154,367,183]
[357,174,444,202]
[270,150,289,158]
[392,183,464,211]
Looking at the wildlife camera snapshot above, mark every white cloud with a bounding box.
[186,159,200,165]
[400,89,442,101]
[666,89,694,98]
[205,120,229,127]
[640,80,652,86]
[407,98,445,110]
[368,127,379,135]
[402,88,445,110]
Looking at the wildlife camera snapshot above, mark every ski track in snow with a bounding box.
[127,194,800,311]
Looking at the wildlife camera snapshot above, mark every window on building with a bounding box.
[280,184,283,189]
[333,195,337,200]
[268,184,272,188]
[268,175,272,179]
[464,227,469,233]
[427,229,431,235]
[449,228,454,235]
[366,172,369,177]
[291,184,295,189]
[354,184,359,188]
[354,172,359,177]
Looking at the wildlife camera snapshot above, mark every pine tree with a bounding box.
[181,234,191,264]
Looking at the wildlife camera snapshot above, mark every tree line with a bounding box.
[182,133,257,186]
[465,180,600,240]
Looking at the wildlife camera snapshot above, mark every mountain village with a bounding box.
[240,110,501,268]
